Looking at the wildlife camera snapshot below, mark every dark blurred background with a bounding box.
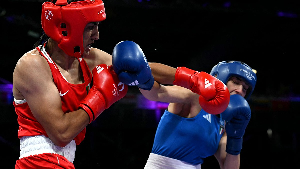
[1,0,300,168]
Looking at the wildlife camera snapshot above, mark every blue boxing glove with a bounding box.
[112,41,154,90]
[221,94,251,155]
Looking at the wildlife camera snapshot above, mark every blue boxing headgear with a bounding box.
[210,61,257,100]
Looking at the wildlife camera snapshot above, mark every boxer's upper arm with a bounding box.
[13,53,66,144]
[85,48,112,71]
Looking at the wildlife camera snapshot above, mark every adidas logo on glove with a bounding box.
[128,80,139,86]
[204,79,212,88]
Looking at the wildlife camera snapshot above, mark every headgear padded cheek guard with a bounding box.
[210,61,257,100]
[41,0,106,57]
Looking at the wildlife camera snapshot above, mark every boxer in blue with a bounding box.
[112,41,257,169]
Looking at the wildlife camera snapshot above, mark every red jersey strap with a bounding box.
[36,44,92,86]
[35,44,91,145]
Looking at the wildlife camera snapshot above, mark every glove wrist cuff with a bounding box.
[173,67,196,89]
[79,88,106,123]
[138,75,155,90]
[226,137,243,155]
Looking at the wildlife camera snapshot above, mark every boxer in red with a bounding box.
[13,0,127,168]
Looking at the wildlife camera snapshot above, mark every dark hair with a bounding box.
[33,32,49,48]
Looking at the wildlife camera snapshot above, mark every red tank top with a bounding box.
[13,45,92,145]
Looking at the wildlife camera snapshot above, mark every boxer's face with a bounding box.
[226,76,249,98]
[83,22,100,55]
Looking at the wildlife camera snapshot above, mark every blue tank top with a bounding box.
[151,109,225,165]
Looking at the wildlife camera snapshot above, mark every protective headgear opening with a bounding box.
[210,61,257,100]
[41,0,106,57]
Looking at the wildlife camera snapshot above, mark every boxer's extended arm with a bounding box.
[139,81,196,104]
[146,63,230,115]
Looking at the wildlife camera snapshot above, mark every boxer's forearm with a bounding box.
[223,154,240,169]
[148,62,176,84]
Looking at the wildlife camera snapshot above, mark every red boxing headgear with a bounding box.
[41,0,106,57]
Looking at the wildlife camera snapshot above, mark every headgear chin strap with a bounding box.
[210,61,257,100]
[41,0,106,57]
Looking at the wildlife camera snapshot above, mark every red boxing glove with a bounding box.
[173,67,230,115]
[79,64,128,123]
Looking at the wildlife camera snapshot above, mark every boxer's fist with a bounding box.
[173,67,230,115]
[222,94,251,155]
[79,64,128,123]
[112,41,154,90]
